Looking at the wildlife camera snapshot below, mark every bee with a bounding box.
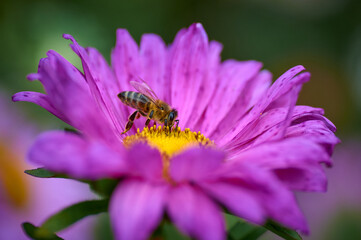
[118,80,179,134]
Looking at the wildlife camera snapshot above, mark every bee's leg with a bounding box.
[145,110,154,127]
[121,110,139,134]
[174,120,179,130]
[164,119,170,134]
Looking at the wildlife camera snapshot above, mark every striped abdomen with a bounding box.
[118,91,151,113]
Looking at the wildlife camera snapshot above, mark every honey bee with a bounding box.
[118,80,179,134]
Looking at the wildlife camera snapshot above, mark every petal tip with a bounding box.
[116,29,131,40]
[26,73,40,81]
[12,92,31,102]
[11,93,19,102]
[62,33,73,40]
[195,22,204,29]
[188,22,207,38]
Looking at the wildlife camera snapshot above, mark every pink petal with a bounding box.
[126,143,164,182]
[220,163,309,233]
[169,23,209,128]
[28,130,126,179]
[63,34,128,139]
[200,181,265,224]
[230,137,330,192]
[18,50,119,145]
[263,180,309,234]
[227,106,330,153]
[287,117,340,156]
[111,29,146,134]
[202,60,262,136]
[167,184,225,240]
[170,147,225,182]
[246,70,273,109]
[110,180,165,240]
[274,164,327,192]
[12,91,67,123]
[111,29,141,92]
[139,34,169,102]
[209,68,271,143]
[221,66,308,145]
[187,41,223,129]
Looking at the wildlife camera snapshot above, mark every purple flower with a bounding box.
[13,23,339,240]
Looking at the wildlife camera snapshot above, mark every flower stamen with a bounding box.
[123,126,214,181]
[123,126,214,156]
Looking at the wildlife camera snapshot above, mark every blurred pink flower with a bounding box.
[13,23,339,240]
[0,93,96,240]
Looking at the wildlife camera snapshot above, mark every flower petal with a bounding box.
[111,28,141,92]
[274,164,327,192]
[287,115,340,156]
[110,180,165,240]
[28,130,126,179]
[169,23,209,127]
[202,60,262,136]
[12,91,67,123]
[111,29,145,134]
[221,66,308,145]
[139,34,169,102]
[226,105,338,156]
[200,181,265,224]
[16,50,119,145]
[63,34,128,138]
[187,41,223,129]
[170,147,225,182]
[167,184,225,240]
[126,143,163,182]
[220,163,309,233]
[231,137,330,192]
[208,68,271,143]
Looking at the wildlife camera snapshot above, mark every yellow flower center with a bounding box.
[123,126,214,181]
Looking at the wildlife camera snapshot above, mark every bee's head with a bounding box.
[166,109,178,127]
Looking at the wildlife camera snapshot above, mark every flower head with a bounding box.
[13,23,339,240]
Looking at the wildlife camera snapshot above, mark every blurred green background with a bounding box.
[2,0,361,135]
[1,0,360,239]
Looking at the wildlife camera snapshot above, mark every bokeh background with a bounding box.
[0,0,360,239]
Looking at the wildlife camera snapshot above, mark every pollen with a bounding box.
[123,126,214,157]
[123,126,214,182]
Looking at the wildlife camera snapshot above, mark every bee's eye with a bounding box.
[160,107,164,110]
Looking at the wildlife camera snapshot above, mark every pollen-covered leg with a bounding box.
[122,111,139,134]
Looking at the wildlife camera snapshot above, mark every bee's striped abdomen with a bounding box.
[118,91,151,113]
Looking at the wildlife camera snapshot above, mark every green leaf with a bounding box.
[24,168,68,179]
[227,220,266,240]
[264,221,302,240]
[89,179,119,197]
[22,222,63,240]
[64,127,80,134]
[93,213,114,240]
[225,213,301,240]
[22,199,109,239]
[41,199,109,232]
[162,222,190,240]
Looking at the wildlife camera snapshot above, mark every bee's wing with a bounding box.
[130,80,159,103]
